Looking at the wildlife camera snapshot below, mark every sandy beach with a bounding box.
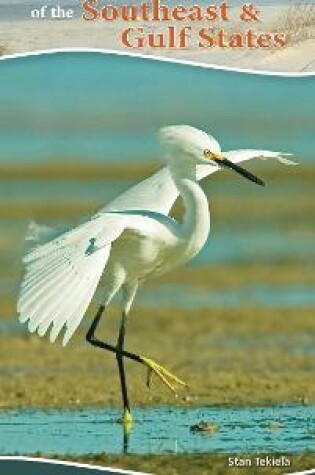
[0,4,314,72]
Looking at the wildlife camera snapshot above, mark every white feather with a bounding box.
[23,248,109,340]
[30,268,83,335]
[18,130,296,344]
[62,252,109,346]
[18,215,121,340]
[102,149,297,217]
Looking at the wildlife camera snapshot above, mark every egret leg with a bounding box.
[116,311,133,425]
[86,305,187,396]
[86,305,142,363]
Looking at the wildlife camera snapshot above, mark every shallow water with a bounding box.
[139,283,315,309]
[1,282,314,328]
[1,230,314,266]
[0,405,313,456]
[193,232,315,265]
[0,53,314,164]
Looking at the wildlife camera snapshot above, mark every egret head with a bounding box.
[159,125,264,186]
[159,125,221,163]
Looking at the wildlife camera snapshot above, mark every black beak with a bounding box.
[216,158,265,187]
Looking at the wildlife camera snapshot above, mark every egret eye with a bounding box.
[203,149,213,158]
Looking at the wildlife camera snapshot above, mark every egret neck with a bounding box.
[169,156,210,260]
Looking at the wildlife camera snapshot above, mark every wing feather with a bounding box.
[18,260,75,314]
[224,149,297,165]
[38,316,54,337]
[21,246,110,341]
[18,148,295,342]
[19,258,71,297]
[49,249,106,344]
[62,260,106,346]
[102,150,296,216]
[28,270,83,334]
[18,213,122,342]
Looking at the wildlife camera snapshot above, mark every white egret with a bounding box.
[17,125,296,424]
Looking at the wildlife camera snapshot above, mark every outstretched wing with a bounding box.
[102,167,177,214]
[18,213,126,346]
[224,149,297,166]
[18,149,295,344]
[103,150,297,216]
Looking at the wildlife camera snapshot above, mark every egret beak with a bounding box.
[213,155,265,187]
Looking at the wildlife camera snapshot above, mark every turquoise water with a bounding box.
[193,231,315,264]
[0,405,313,455]
[2,228,315,260]
[139,284,315,309]
[0,53,314,164]
[0,52,313,332]
[1,280,315,315]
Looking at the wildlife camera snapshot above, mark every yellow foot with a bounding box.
[140,356,187,394]
[118,409,133,429]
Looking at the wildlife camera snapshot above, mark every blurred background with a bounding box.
[0,52,314,409]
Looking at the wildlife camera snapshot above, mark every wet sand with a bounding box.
[0,161,314,473]
[1,303,314,408]
[0,162,314,411]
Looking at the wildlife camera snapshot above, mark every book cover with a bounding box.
[0,1,314,474]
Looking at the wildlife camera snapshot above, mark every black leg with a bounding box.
[86,305,136,425]
[86,305,142,364]
[116,312,133,424]
[86,305,187,400]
